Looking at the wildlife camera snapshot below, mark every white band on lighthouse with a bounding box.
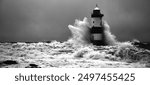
[92,18,102,27]
[92,34,102,40]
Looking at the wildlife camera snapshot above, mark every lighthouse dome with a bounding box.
[94,7,100,10]
[94,4,100,10]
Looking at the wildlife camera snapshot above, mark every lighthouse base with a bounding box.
[91,40,105,46]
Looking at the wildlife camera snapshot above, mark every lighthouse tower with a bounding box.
[90,5,105,46]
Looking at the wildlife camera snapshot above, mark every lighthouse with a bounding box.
[90,5,105,46]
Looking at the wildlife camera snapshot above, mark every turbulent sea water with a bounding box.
[0,41,150,68]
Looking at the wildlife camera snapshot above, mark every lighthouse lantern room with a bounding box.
[90,5,105,46]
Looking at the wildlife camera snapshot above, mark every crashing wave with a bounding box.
[67,17,117,45]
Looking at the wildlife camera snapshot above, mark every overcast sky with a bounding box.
[0,0,150,42]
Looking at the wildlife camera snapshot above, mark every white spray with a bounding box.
[68,17,117,46]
